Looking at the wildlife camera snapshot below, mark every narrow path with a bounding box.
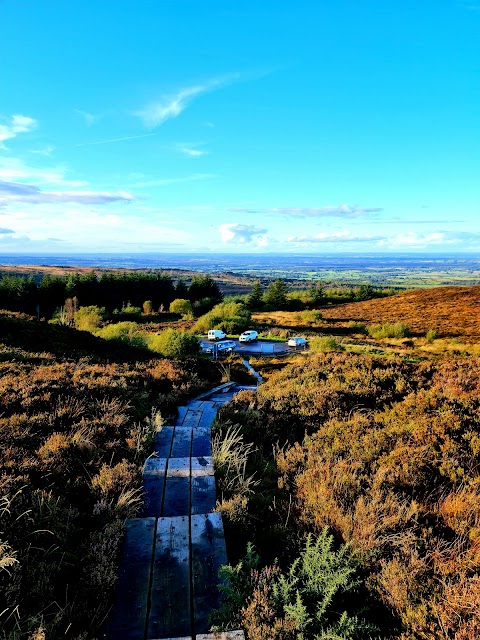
[104,382,251,640]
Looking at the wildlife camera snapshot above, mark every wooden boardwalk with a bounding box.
[105,383,252,640]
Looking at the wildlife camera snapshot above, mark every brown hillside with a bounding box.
[321,286,480,338]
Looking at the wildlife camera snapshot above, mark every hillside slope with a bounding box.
[321,285,480,338]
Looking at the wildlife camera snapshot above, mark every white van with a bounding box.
[239,330,258,343]
[208,329,226,341]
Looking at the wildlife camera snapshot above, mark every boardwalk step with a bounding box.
[192,475,217,515]
[192,513,228,635]
[147,516,191,640]
[154,426,174,458]
[106,517,156,639]
[143,459,167,517]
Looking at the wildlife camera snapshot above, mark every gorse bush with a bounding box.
[169,298,194,318]
[95,321,146,348]
[73,305,106,331]
[147,328,200,359]
[309,336,344,353]
[192,300,251,334]
[367,322,410,339]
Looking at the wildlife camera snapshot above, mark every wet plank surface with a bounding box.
[147,516,191,639]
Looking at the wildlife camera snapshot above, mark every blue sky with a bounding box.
[1,0,480,254]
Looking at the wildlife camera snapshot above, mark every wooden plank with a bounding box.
[142,477,165,518]
[163,476,190,517]
[177,405,188,425]
[197,633,245,640]
[147,516,191,640]
[192,428,212,457]
[191,456,214,477]
[191,513,228,635]
[143,458,167,477]
[198,409,217,431]
[154,426,174,458]
[188,400,204,410]
[200,400,216,411]
[167,458,190,477]
[171,427,192,457]
[105,517,156,639]
[191,475,217,515]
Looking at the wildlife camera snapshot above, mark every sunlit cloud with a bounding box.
[0,114,37,146]
[136,74,239,127]
[287,230,382,243]
[219,222,268,245]
[231,205,383,218]
[177,145,208,157]
[0,156,85,187]
[0,181,134,206]
[128,173,215,188]
[377,232,446,247]
[74,109,100,126]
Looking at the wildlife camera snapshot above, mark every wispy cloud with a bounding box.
[136,74,239,128]
[75,132,159,147]
[0,181,134,206]
[0,114,37,146]
[231,205,383,218]
[177,145,208,157]
[219,222,268,245]
[74,109,100,126]
[128,173,215,188]
[0,157,86,187]
[287,230,382,243]
[30,145,55,157]
[0,227,15,234]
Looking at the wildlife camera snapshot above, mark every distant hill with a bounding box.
[321,285,480,338]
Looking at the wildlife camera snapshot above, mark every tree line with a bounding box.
[0,271,223,319]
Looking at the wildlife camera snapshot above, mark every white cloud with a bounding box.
[74,109,100,126]
[128,173,215,188]
[178,146,208,157]
[136,75,239,128]
[0,114,37,146]
[30,145,55,157]
[378,232,446,247]
[0,156,85,187]
[219,222,268,245]
[287,230,382,243]
[231,205,383,218]
[0,181,134,206]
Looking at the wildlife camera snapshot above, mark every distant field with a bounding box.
[2,253,480,287]
[320,285,480,338]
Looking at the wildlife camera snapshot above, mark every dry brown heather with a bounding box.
[321,285,480,338]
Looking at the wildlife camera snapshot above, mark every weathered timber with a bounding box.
[171,427,193,457]
[196,633,245,640]
[147,516,191,639]
[191,475,217,515]
[163,457,191,516]
[154,426,175,458]
[192,428,212,457]
[106,518,156,639]
[191,513,228,634]
[177,406,188,425]
[142,459,167,518]
[191,456,214,477]
[198,409,217,431]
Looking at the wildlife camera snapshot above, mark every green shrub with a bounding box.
[309,336,344,352]
[95,322,146,348]
[73,305,106,331]
[348,320,367,334]
[301,309,323,326]
[147,328,200,359]
[192,301,251,334]
[169,298,194,318]
[367,322,410,339]
[213,530,371,638]
[426,329,438,343]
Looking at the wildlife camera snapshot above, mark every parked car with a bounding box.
[208,329,226,341]
[216,340,236,353]
[239,330,258,343]
[288,336,308,348]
